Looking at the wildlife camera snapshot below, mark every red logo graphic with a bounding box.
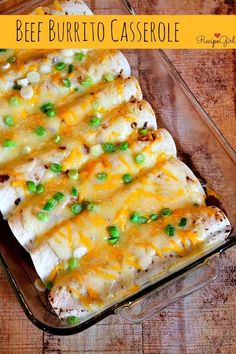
[214,33,221,38]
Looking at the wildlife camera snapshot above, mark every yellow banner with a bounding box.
[0,15,235,49]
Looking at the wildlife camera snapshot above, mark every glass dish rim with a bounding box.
[0,0,235,335]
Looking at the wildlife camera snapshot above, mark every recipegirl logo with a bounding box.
[196,33,236,48]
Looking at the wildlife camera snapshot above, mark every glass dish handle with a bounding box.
[116,255,219,323]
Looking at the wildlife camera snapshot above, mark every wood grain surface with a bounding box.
[0,1,235,353]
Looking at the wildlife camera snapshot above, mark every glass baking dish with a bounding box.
[0,0,235,335]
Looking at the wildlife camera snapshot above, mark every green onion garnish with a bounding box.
[13,83,22,90]
[43,197,57,211]
[54,192,65,202]
[46,109,56,118]
[68,257,77,270]
[37,211,49,222]
[66,316,80,325]
[96,172,108,181]
[80,76,93,87]
[71,203,83,215]
[103,73,115,82]
[36,184,44,194]
[9,96,20,106]
[45,281,53,290]
[135,153,145,165]
[55,62,65,71]
[74,52,85,61]
[92,101,101,110]
[122,173,133,184]
[68,64,74,74]
[40,102,53,113]
[50,163,62,173]
[63,78,71,88]
[118,141,129,151]
[0,49,7,52]
[137,216,149,224]
[26,181,36,193]
[7,56,16,63]
[35,126,46,137]
[3,139,16,148]
[71,187,78,197]
[179,217,187,227]
[87,203,97,211]
[107,225,120,244]
[4,115,14,127]
[89,116,101,128]
[164,224,176,236]
[150,213,159,221]
[40,102,56,117]
[53,134,61,144]
[102,142,116,154]
[161,208,172,216]
[130,212,148,224]
[139,128,150,136]
[68,169,78,180]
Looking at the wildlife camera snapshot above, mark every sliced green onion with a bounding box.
[7,56,16,63]
[36,183,44,194]
[161,208,172,217]
[68,169,78,180]
[179,217,187,227]
[107,225,120,244]
[92,101,101,110]
[4,115,14,127]
[118,141,129,151]
[0,49,7,53]
[122,174,133,184]
[63,78,71,87]
[80,76,93,87]
[43,197,57,211]
[71,203,83,215]
[130,212,148,224]
[87,203,97,211]
[26,181,36,193]
[66,316,80,325]
[9,96,20,106]
[130,212,140,224]
[40,102,53,113]
[138,216,149,224]
[45,280,53,290]
[74,52,85,61]
[102,142,116,154]
[54,192,64,202]
[55,62,65,71]
[34,126,46,137]
[53,134,61,144]
[103,73,115,82]
[139,128,150,136]
[46,109,56,118]
[96,172,108,181]
[71,187,78,197]
[68,64,74,74]
[37,211,49,222]
[135,153,145,165]
[50,163,62,173]
[13,83,22,90]
[89,116,101,128]
[164,224,176,236]
[68,257,77,270]
[3,139,16,148]
[150,213,159,221]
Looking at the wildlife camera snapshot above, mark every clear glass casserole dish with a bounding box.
[0,0,235,335]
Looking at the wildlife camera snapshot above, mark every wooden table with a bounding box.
[0,1,235,353]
